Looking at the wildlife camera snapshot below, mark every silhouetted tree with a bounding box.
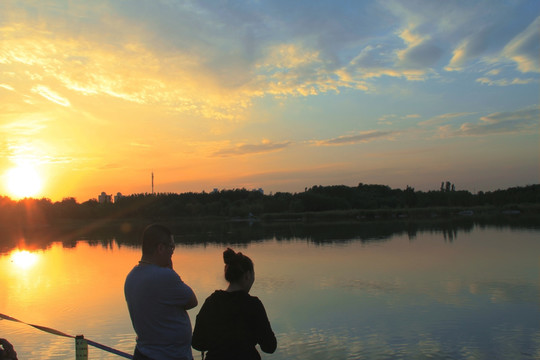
[0,184,539,228]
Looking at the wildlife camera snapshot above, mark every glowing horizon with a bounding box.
[1,1,538,203]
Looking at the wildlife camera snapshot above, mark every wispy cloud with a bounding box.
[0,84,15,91]
[212,140,291,157]
[256,43,355,96]
[317,130,396,146]
[378,114,421,125]
[31,85,71,107]
[447,14,540,74]
[0,23,251,122]
[396,28,444,70]
[0,140,69,165]
[99,163,122,170]
[130,142,152,148]
[439,107,539,137]
[418,113,474,127]
[476,77,536,86]
[501,16,540,73]
[1,1,537,123]
[0,117,49,136]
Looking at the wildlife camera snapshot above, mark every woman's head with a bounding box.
[223,248,254,284]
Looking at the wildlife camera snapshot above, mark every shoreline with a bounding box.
[1,204,538,250]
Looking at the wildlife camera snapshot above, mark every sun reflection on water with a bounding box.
[10,249,39,269]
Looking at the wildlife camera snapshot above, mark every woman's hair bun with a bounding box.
[223,248,237,264]
[222,247,254,283]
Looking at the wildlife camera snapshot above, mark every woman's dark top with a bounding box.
[192,290,277,360]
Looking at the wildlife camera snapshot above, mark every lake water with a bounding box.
[1,219,539,360]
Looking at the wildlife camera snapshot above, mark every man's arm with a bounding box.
[184,290,198,310]
[166,269,198,309]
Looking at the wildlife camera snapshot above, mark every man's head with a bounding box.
[141,224,175,267]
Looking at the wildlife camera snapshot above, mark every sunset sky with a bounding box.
[1,0,538,202]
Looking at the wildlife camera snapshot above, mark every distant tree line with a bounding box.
[1,183,539,226]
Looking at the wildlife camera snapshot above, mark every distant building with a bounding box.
[114,192,123,203]
[98,192,112,204]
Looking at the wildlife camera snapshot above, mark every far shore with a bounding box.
[2,203,539,231]
[1,204,539,253]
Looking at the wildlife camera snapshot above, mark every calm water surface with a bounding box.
[1,222,539,359]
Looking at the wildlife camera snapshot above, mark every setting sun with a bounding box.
[4,164,43,199]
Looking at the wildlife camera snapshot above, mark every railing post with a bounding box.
[75,335,88,360]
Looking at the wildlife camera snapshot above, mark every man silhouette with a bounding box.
[125,224,198,360]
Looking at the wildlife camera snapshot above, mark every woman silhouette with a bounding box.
[192,248,277,360]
